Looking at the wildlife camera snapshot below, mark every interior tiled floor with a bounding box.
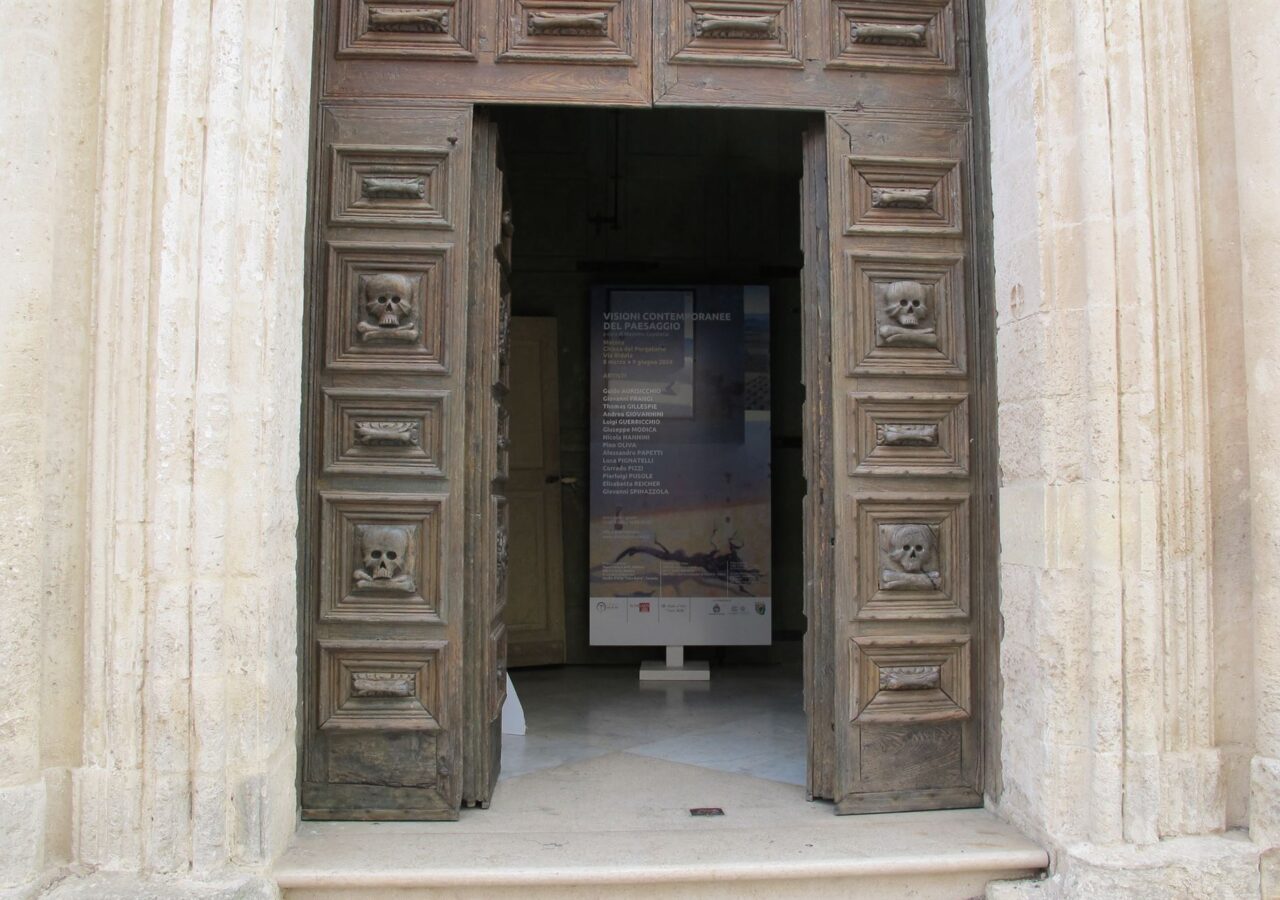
[501,662,807,788]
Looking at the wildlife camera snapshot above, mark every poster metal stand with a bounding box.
[639,646,710,682]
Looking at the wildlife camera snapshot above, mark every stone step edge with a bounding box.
[275,848,1049,889]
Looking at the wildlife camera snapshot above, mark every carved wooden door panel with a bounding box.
[651,0,969,111]
[321,0,652,106]
[301,103,475,820]
[825,110,987,813]
[461,114,512,809]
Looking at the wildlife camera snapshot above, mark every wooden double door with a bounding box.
[301,0,992,819]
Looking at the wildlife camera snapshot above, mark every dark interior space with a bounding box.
[489,106,812,667]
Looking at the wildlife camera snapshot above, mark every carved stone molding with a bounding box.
[827,0,955,73]
[318,639,445,731]
[499,0,635,64]
[847,252,966,377]
[320,492,446,622]
[847,392,969,476]
[850,493,969,620]
[850,635,970,723]
[669,0,801,68]
[324,242,450,374]
[329,144,453,228]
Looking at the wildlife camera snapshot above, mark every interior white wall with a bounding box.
[1,0,1276,895]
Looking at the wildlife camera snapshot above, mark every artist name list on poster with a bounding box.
[600,383,666,496]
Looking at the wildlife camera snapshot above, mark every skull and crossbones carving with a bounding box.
[876,280,938,348]
[356,273,420,343]
[879,523,942,591]
[353,524,416,593]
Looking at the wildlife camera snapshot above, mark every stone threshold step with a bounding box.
[275,808,1048,900]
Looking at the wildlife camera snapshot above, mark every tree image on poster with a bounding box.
[589,286,772,646]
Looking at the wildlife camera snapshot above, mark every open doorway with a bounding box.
[489,107,813,797]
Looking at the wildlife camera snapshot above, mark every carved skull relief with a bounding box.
[879,522,941,591]
[356,273,420,343]
[876,280,938,348]
[353,524,416,593]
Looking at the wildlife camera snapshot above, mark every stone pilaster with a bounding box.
[1230,0,1280,891]
[74,0,312,887]
[984,0,1257,892]
[988,0,1225,849]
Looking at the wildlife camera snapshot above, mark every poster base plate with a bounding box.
[639,660,711,682]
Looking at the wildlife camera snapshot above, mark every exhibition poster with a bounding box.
[588,285,772,646]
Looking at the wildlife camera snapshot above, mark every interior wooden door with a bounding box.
[505,317,568,668]
[461,114,512,808]
[301,103,475,820]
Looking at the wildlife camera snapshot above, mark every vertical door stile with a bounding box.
[801,123,836,802]
[462,114,512,808]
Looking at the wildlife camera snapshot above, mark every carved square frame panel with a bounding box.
[847,392,969,476]
[323,388,449,477]
[324,241,450,374]
[337,0,474,60]
[849,635,970,723]
[850,492,969,620]
[495,403,511,480]
[319,639,446,731]
[847,251,966,377]
[499,0,637,64]
[329,144,453,229]
[493,496,510,615]
[320,492,446,623]
[844,155,963,234]
[827,0,955,73]
[668,0,802,68]
[489,622,509,719]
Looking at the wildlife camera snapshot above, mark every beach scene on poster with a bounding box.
[589,286,772,646]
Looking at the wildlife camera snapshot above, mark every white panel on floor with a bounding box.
[501,674,526,735]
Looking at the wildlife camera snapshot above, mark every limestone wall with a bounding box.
[1229,0,1280,892]
[1,0,313,895]
[985,0,1276,894]
[0,0,106,889]
[2,0,1278,896]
